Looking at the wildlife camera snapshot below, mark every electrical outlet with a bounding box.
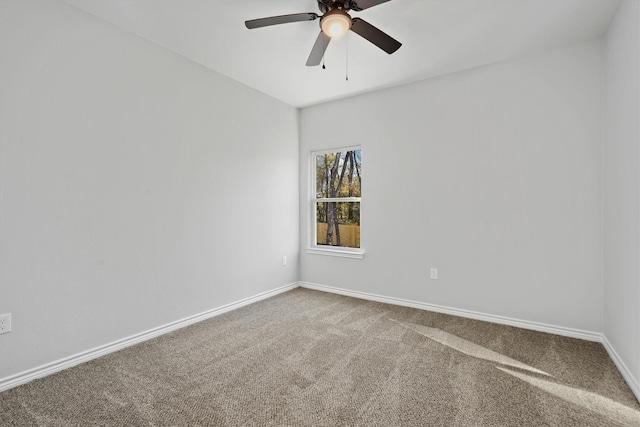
[0,313,11,334]
[430,268,438,280]
[282,256,287,266]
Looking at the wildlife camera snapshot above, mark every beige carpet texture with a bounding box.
[1,288,639,426]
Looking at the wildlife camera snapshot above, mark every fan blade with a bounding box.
[350,18,401,54]
[350,0,391,11]
[306,31,331,66]
[245,13,318,29]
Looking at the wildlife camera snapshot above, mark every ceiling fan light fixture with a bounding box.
[244,0,402,67]
[321,9,351,38]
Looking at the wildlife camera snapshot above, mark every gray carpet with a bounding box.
[1,288,639,426]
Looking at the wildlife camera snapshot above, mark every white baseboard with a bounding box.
[0,282,298,393]
[301,281,640,403]
[300,282,602,341]
[602,335,640,402]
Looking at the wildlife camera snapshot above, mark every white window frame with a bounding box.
[307,146,364,259]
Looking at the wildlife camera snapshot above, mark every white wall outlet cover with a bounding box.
[430,268,438,280]
[0,313,11,334]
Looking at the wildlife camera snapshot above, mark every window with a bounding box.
[308,147,363,258]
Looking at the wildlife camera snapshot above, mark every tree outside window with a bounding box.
[312,148,361,249]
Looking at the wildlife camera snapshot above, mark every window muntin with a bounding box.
[312,148,362,251]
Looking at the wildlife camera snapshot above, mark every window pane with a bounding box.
[316,202,360,248]
[315,150,361,199]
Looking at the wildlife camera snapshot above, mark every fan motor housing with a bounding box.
[317,0,351,14]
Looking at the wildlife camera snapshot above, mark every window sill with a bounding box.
[306,247,365,259]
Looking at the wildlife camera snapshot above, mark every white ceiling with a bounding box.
[64,0,620,108]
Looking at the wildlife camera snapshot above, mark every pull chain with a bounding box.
[322,35,326,69]
[345,34,349,81]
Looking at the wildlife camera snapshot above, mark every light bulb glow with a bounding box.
[328,22,346,37]
[321,10,351,38]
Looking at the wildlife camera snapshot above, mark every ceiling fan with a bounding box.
[245,0,401,66]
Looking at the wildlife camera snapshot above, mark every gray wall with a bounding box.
[0,0,299,379]
[300,41,603,333]
[603,0,640,393]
